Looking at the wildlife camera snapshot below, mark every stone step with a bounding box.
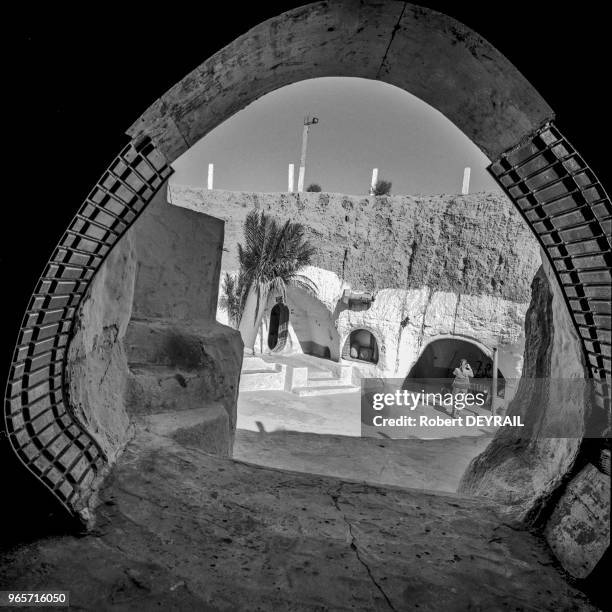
[127,364,210,416]
[292,384,360,397]
[137,404,230,456]
[239,364,286,392]
[242,368,279,375]
[242,356,278,373]
[306,377,353,388]
[308,371,336,381]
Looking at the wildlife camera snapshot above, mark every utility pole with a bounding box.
[297,115,318,192]
[491,346,498,415]
[370,168,379,195]
[461,167,471,195]
[288,163,295,192]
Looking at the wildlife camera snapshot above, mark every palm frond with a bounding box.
[236,210,316,308]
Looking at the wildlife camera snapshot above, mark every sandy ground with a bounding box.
[234,390,495,492]
[236,389,496,438]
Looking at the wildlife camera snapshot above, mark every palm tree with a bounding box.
[237,210,317,351]
[373,179,392,196]
[219,272,245,328]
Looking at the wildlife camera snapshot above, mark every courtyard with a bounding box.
[234,376,496,492]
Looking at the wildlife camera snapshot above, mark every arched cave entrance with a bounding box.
[342,329,379,364]
[267,299,289,351]
[408,338,495,379]
[406,337,505,397]
[4,1,609,535]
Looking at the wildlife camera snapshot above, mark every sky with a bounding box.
[171,77,501,196]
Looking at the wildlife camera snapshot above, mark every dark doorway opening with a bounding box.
[406,337,504,396]
[267,300,290,351]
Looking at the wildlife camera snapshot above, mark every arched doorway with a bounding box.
[405,336,505,397]
[267,299,289,351]
[342,329,379,364]
[4,1,609,521]
[407,337,495,379]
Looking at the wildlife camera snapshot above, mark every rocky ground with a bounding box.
[0,427,596,611]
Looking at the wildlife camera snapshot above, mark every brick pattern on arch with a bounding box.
[3,137,172,518]
[489,121,611,428]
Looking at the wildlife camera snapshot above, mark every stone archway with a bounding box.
[4,0,609,525]
[405,336,506,403]
[407,336,500,379]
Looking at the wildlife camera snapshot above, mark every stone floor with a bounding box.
[0,428,595,611]
[234,429,491,492]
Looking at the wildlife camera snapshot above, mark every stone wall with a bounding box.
[130,187,224,322]
[171,187,540,302]
[66,232,136,463]
[251,265,527,390]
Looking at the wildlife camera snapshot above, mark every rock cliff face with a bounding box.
[170,187,540,302]
[459,253,610,578]
[459,255,587,518]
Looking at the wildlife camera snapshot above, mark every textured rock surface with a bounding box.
[65,180,243,465]
[137,406,231,457]
[0,428,595,611]
[544,463,610,579]
[66,232,136,462]
[130,186,224,322]
[128,1,552,162]
[125,318,243,441]
[459,254,590,525]
[174,187,537,394]
[250,265,527,400]
[172,187,540,302]
[122,187,243,455]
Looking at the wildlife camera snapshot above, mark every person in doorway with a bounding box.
[451,358,473,417]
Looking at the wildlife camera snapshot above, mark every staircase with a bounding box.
[291,361,360,397]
